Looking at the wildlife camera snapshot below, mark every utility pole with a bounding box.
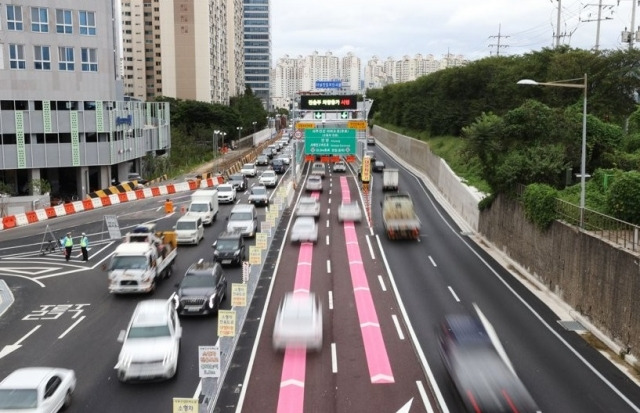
[582,1,615,51]
[555,0,562,47]
[488,24,510,56]
[621,0,639,50]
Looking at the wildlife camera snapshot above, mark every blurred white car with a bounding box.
[338,201,362,223]
[259,170,278,187]
[333,161,346,172]
[115,299,182,382]
[290,217,318,243]
[305,175,323,192]
[296,196,320,218]
[273,292,323,352]
[311,162,326,179]
[217,183,236,203]
[240,163,257,177]
[277,155,291,165]
[0,367,76,412]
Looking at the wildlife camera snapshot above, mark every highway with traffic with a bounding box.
[1,138,639,412]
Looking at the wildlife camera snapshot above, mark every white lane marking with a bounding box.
[366,235,376,260]
[331,343,338,373]
[58,315,85,339]
[326,235,330,245]
[428,256,437,267]
[328,291,334,310]
[326,219,330,228]
[377,275,387,292]
[391,314,405,340]
[416,381,435,413]
[326,260,331,274]
[447,286,460,302]
[328,198,332,204]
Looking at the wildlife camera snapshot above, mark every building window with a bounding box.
[79,11,96,35]
[31,7,49,33]
[81,48,97,72]
[56,9,72,34]
[34,45,51,70]
[9,44,26,69]
[58,47,74,71]
[6,5,23,31]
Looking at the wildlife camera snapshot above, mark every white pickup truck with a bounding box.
[107,224,177,294]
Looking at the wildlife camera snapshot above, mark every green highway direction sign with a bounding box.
[304,129,357,155]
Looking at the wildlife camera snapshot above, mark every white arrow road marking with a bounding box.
[396,398,413,413]
[280,379,304,388]
[0,325,41,359]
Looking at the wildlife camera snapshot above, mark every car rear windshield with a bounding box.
[128,324,170,339]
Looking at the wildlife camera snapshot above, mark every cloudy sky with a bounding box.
[271,0,636,62]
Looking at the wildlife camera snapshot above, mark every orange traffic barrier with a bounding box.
[151,187,161,197]
[82,199,94,210]
[44,207,57,218]
[166,184,176,194]
[2,216,16,229]
[118,193,128,202]
[164,199,174,214]
[100,196,112,207]
[64,203,75,214]
[26,211,38,223]
[135,189,145,200]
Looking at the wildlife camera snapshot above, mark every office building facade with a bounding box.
[243,0,270,108]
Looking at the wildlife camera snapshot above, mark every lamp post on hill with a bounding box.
[236,126,243,148]
[252,121,257,135]
[517,74,588,228]
[213,130,220,157]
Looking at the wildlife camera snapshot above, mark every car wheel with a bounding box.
[63,390,72,409]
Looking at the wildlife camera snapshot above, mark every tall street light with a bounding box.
[236,126,243,147]
[517,74,588,228]
[252,121,257,134]
[213,129,220,157]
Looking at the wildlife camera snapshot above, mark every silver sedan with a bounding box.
[273,292,323,352]
[296,196,320,218]
[338,201,362,223]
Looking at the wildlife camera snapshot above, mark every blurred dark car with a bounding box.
[256,154,270,166]
[228,173,248,191]
[172,260,227,316]
[437,313,540,413]
[372,161,385,172]
[271,158,286,174]
[212,231,246,266]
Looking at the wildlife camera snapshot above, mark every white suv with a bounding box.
[115,299,182,382]
[259,170,278,187]
[217,183,236,203]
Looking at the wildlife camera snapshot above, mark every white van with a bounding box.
[175,215,204,245]
[226,204,258,238]
[187,189,218,225]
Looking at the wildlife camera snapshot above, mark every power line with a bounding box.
[488,23,510,56]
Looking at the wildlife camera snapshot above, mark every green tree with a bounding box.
[606,171,640,224]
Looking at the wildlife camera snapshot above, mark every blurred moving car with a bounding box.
[273,292,323,352]
[256,154,270,166]
[305,175,323,192]
[226,204,258,237]
[248,185,269,206]
[115,299,182,382]
[337,201,362,223]
[240,163,257,177]
[261,149,274,160]
[228,173,248,191]
[290,216,318,243]
[277,155,291,166]
[0,367,76,412]
[333,161,346,172]
[259,170,278,187]
[172,259,227,316]
[212,231,246,266]
[310,162,326,179]
[271,159,286,174]
[367,137,376,146]
[437,312,540,413]
[296,196,320,218]
[217,183,236,204]
[364,150,376,162]
[372,161,385,172]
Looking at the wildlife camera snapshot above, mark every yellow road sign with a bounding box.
[347,120,367,130]
[296,122,315,129]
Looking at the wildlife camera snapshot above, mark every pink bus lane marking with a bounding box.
[277,242,314,413]
[341,178,394,384]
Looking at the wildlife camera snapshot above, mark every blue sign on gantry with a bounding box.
[315,80,342,89]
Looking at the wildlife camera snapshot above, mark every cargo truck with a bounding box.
[187,189,219,225]
[382,168,399,191]
[107,224,177,294]
[381,193,421,240]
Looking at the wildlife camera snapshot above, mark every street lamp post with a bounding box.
[252,121,257,135]
[517,73,588,228]
[236,126,243,146]
[213,130,220,158]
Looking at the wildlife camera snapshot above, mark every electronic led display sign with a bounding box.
[300,95,357,110]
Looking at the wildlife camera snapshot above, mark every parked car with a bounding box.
[0,367,76,412]
[338,201,362,223]
[305,175,323,192]
[240,163,257,177]
[212,231,246,266]
[172,259,227,316]
[373,161,385,172]
[296,196,320,218]
[310,162,326,179]
[115,299,182,382]
[290,216,318,243]
[273,292,323,352]
[333,161,346,172]
[248,185,270,206]
[217,183,236,204]
[228,173,248,191]
[256,154,270,166]
[259,170,278,187]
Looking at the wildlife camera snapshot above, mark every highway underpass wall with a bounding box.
[371,125,639,367]
[479,194,640,365]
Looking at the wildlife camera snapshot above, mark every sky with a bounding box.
[270,0,637,62]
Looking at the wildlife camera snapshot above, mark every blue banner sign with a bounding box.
[315,80,342,89]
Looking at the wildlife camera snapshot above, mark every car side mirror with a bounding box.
[212,241,217,248]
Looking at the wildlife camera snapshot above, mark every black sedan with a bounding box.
[372,161,385,172]
[172,261,227,316]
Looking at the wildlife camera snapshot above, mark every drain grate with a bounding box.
[558,320,586,331]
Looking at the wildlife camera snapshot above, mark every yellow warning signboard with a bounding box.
[296,122,315,129]
[347,120,367,130]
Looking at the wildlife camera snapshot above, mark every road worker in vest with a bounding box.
[61,232,73,262]
[80,232,89,261]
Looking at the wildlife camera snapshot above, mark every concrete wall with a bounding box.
[371,125,639,365]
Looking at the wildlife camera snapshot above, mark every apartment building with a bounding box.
[0,0,170,203]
